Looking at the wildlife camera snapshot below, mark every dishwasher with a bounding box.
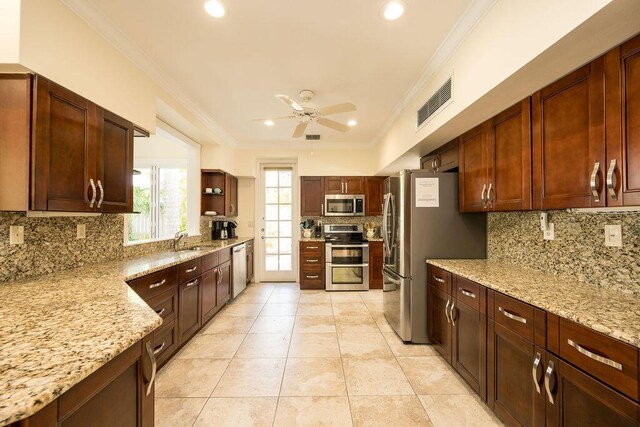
[232,243,247,298]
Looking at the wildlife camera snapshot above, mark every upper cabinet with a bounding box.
[201,170,239,217]
[325,176,364,195]
[300,176,325,216]
[421,139,459,172]
[459,125,486,212]
[365,176,385,216]
[0,74,138,213]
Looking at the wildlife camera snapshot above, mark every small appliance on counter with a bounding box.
[226,221,238,239]
[212,220,228,240]
[324,224,369,291]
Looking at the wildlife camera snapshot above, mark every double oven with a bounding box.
[324,224,369,291]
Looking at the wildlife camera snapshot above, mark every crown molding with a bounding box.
[235,140,374,151]
[369,0,497,148]
[60,0,237,147]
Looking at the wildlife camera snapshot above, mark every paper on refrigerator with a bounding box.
[415,178,439,207]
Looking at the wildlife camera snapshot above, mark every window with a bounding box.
[263,168,293,272]
[128,165,187,242]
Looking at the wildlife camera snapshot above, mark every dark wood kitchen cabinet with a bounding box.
[300,176,325,215]
[200,268,218,325]
[216,259,232,307]
[421,139,459,172]
[246,239,254,284]
[324,176,364,195]
[299,241,324,290]
[459,125,486,212]
[365,177,385,216]
[201,170,238,216]
[179,275,201,344]
[368,241,383,289]
[428,285,453,362]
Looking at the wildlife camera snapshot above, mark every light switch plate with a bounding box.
[77,224,86,239]
[10,225,24,245]
[543,223,555,240]
[604,224,623,247]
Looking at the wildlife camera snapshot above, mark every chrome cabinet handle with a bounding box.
[434,156,440,172]
[88,179,97,208]
[445,298,451,324]
[450,301,456,326]
[341,182,345,194]
[186,266,198,273]
[153,342,166,355]
[460,289,476,299]
[567,339,623,371]
[97,180,104,208]
[498,307,527,324]
[145,341,157,396]
[607,159,618,201]
[321,203,324,215]
[532,352,542,393]
[149,279,166,289]
[481,184,487,208]
[306,246,319,249]
[306,275,319,279]
[431,158,436,171]
[590,162,601,202]
[155,308,165,316]
[346,182,348,193]
[306,259,319,263]
[487,183,493,208]
[218,269,224,285]
[185,278,199,288]
[544,361,556,404]
[433,276,446,284]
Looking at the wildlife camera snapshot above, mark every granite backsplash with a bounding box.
[488,211,640,295]
[301,216,383,238]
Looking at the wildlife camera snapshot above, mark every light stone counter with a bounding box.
[0,237,253,425]
[427,259,640,349]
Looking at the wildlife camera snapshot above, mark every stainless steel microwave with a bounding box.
[324,194,365,216]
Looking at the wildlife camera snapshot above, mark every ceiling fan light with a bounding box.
[382,1,405,21]
[204,0,225,18]
[264,119,275,127]
[347,119,358,127]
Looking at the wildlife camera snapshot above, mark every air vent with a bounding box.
[306,134,321,140]
[417,77,452,127]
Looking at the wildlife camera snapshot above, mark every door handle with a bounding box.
[445,298,451,323]
[544,361,556,404]
[460,289,476,299]
[450,301,456,326]
[341,182,345,194]
[567,339,623,370]
[97,180,104,208]
[590,162,601,202]
[480,184,487,209]
[144,341,157,396]
[499,306,527,324]
[88,179,97,208]
[532,352,542,393]
[487,183,493,209]
[607,159,618,201]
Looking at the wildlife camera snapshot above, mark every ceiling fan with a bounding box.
[253,90,357,138]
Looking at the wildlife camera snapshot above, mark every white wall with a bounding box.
[235,178,256,238]
[0,0,20,63]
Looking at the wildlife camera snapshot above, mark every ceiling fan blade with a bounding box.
[292,122,308,138]
[319,103,357,116]
[317,118,350,132]
[251,116,295,122]
[276,94,304,112]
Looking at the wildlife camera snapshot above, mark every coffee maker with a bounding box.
[212,221,228,240]
[226,221,238,239]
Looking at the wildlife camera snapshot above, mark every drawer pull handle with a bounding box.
[567,339,623,371]
[445,299,451,324]
[306,246,319,249]
[460,289,476,299]
[153,342,166,355]
[499,307,527,324]
[149,279,166,289]
[306,259,319,263]
[433,276,446,284]
[186,279,199,288]
[306,275,319,279]
[544,361,556,404]
[532,352,542,393]
[186,266,198,273]
[155,308,166,316]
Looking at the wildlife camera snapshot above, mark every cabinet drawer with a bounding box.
[427,264,452,294]
[201,251,219,272]
[147,288,177,323]
[178,258,202,283]
[301,253,323,266]
[493,292,534,342]
[153,318,178,368]
[558,317,639,399]
[218,248,232,264]
[454,276,482,312]
[300,265,323,288]
[128,266,177,302]
[301,241,323,255]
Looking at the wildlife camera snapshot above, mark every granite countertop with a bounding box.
[0,237,253,425]
[427,259,640,348]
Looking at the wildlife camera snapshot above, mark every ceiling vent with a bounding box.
[417,77,452,128]
[305,134,321,141]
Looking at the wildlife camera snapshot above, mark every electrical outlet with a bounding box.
[77,224,86,239]
[208,221,213,228]
[9,225,24,245]
[604,224,623,247]
[543,223,555,240]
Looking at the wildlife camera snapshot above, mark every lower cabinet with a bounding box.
[217,260,232,306]
[427,285,452,362]
[246,239,254,284]
[452,299,486,399]
[368,241,383,289]
[178,275,202,344]
[200,268,218,324]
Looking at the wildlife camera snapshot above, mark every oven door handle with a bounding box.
[327,244,370,248]
[327,263,369,268]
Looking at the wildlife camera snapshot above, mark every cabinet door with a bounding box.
[344,177,364,194]
[427,285,452,363]
[325,177,344,194]
[459,125,488,212]
[200,268,218,324]
[544,354,640,427]
[365,177,384,216]
[436,139,459,172]
[179,277,201,343]
[451,299,486,399]
[246,251,254,284]
[368,241,383,289]
[420,154,437,171]
[488,321,546,427]
[532,59,606,209]
[217,260,232,308]
[487,99,532,211]
[32,76,98,212]
[97,108,133,213]
[605,35,640,206]
[301,177,325,215]
[225,174,238,216]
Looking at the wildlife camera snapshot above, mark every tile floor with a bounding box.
[155,283,502,427]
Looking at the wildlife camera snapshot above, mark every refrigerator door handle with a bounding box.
[382,193,391,254]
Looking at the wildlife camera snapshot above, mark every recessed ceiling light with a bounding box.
[204,0,225,18]
[347,119,358,127]
[264,119,275,127]
[382,1,405,21]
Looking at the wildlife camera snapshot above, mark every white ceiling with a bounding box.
[80,0,473,147]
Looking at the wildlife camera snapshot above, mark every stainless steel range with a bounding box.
[324,224,369,291]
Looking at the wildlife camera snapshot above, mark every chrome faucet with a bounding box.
[174,231,188,251]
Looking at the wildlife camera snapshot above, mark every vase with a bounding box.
[303,229,313,238]
[366,229,376,238]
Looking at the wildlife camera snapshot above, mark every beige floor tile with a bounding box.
[222,303,264,317]
[289,333,341,357]
[213,358,286,397]
[332,302,369,316]
[274,397,353,427]
[248,316,295,333]
[363,300,384,314]
[259,303,298,316]
[398,356,471,395]
[156,359,230,397]
[419,394,502,427]
[350,395,433,427]
[237,293,271,304]
[194,397,278,427]
[342,357,414,395]
[281,358,347,396]
[293,315,337,333]
[383,332,438,356]
[272,283,300,292]
[337,332,393,358]
[267,293,300,303]
[371,313,394,333]
[299,291,332,303]
[296,303,334,315]
[330,292,363,303]
[155,397,207,427]
[178,334,245,359]
[236,333,291,358]
[201,315,256,334]
[335,315,380,334]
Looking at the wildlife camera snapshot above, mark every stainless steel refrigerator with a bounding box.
[382,170,486,343]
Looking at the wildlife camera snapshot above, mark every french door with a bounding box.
[258,164,298,282]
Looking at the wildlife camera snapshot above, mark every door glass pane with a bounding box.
[279,255,292,271]
[279,188,292,204]
[265,255,279,271]
[262,168,294,272]
[279,205,292,220]
[265,205,278,220]
[279,221,292,237]
[279,238,292,254]
[265,188,278,203]
[279,170,292,187]
[265,170,279,187]
[265,221,278,237]
[265,238,278,254]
